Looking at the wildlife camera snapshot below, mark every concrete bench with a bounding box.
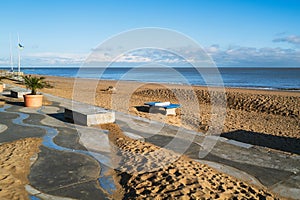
[10,88,31,98]
[64,103,115,126]
[144,102,180,116]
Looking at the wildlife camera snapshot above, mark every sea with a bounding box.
[1,67,300,90]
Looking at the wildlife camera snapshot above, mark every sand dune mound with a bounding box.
[135,88,299,118]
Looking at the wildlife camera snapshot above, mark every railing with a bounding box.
[0,70,24,82]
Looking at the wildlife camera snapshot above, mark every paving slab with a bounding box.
[270,175,300,200]
[26,185,75,200]
[0,107,46,143]
[29,146,105,199]
[53,126,89,151]
[226,139,254,149]
[0,124,7,133]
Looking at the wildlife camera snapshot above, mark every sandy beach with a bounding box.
[0,138,42,200]
[4,75,297,139]
[1,75,299,199]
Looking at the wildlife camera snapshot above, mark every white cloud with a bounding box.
[22,52,88,65]
[86,48,190,65]
[208,46,300,66]
[88,46,300,67]
[1,45,300,67]
[273,35,300,46]
[205,44,220,53]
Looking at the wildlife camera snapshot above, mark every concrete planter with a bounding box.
[23,94,43,107]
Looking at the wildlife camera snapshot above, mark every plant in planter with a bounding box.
[23,75,52,107]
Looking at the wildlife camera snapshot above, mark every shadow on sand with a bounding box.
[221,130,300,155]
[135,106,166,115]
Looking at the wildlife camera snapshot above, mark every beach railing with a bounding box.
[0,70,24,82]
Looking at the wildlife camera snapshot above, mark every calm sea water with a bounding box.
[2,67,300,90]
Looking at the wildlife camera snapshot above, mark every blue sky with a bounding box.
[0,0,300,66]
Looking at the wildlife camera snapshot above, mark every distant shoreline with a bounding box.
[41,74,300,94]
[1,66,300,91]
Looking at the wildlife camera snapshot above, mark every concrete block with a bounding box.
[64,108,115,126]
[11,88,31,98]
[165,108,176,115]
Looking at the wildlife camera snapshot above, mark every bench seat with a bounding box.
[10,88,31,98]
[64,103,115,126]
[144,102,180,116]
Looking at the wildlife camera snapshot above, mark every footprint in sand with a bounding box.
[0,174,9,181]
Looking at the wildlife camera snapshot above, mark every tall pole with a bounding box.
[17,33,21,73]
[9,34,13,72]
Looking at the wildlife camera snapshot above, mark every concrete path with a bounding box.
[0,88,299,199]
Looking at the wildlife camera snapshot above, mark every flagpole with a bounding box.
[9,34,13,72]
[17,33,21,73]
